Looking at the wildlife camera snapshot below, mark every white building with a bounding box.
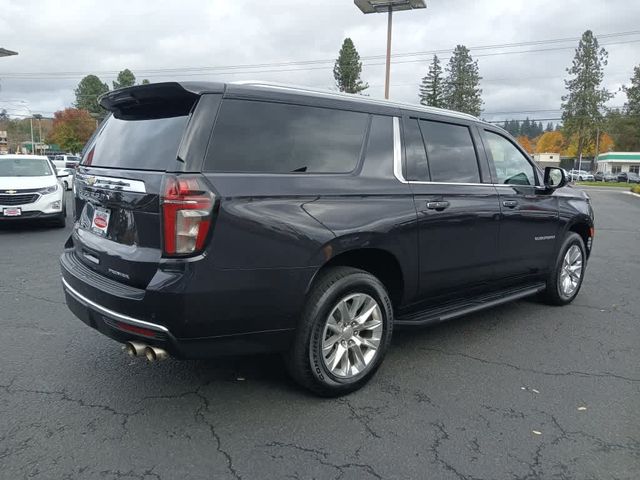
[595,152,640,174]
[533,153,561,169]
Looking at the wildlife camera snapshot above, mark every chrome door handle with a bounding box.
[502,200,518,208]
[426,201,450,211]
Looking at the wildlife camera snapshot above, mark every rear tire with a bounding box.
[541,232,586,305]
[287,267,393,396]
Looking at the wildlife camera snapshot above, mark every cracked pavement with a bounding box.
[1,188,638,479]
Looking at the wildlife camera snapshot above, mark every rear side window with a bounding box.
[403,118,428,181]
[205,100,368,173]
[419,120,480,183]
[82,115,189,170]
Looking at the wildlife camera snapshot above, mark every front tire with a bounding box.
[541,232,586,305]
[287,267,393,396]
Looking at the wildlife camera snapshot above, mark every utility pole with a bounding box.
[384,6,393,99]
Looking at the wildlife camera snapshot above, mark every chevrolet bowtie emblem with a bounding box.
[5,190,17,194]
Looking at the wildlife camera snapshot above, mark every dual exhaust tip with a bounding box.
[124,341,168,362]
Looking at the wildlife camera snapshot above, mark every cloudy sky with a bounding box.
[1,0,639,123]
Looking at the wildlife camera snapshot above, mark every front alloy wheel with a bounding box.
[321,293,383,379]
[558,244,583,299]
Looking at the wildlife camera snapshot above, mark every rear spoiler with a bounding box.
[99,82,224,120]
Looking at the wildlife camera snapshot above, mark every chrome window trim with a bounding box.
[75,173,146,193]
[393,117,499,188]
[392,117,406,183]
[61,277,169,333]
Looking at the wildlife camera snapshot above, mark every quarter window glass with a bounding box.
[485,131,536,186]
[419,120,480,183]
[404,118,428,181]
[205,100,368,173]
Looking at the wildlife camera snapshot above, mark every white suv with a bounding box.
[0,155,68,227]
[568,169,594,181]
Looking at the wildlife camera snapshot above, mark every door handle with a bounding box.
[426,200,450,211]
[502,200,518,208]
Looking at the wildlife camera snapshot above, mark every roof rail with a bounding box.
[230,80,479,121]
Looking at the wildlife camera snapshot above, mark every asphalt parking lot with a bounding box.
[1,187,638,480]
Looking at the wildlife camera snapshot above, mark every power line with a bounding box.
[2,30,639,81]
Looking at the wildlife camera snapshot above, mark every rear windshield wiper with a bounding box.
[291,166,307,172]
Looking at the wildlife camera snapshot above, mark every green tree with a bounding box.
[74,75,109,120]
[419,55,445,107]
[622,64,640,115]
[545,122,554,132]
[443,45,483,116]
[113,68,136,90]
[606,109,640,151]
[141,79,150,85]
[561,30,612,162]
[333,38,368,94]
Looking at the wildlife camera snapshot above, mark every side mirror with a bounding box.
[543,167,567,190]
[57,171,70,178]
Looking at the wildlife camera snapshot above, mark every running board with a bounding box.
[395,283,546,326]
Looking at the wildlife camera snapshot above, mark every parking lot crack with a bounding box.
[337,398,382,439]
[422,347,640,383]
[428,422,482,480]
[193,389,242,480]
[262,442,383,479]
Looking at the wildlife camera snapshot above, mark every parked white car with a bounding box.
[0,155,68,227]
[568,169,594,181]
[51,154,80,170]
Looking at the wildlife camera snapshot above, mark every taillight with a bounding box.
[161,174,215,256]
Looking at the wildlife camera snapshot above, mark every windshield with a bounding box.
[0,158,53,177]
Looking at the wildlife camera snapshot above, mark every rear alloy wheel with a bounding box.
[321,293,383,379]
[287,267,393,396]
[541,232,586,305]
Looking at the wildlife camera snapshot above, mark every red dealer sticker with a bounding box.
[91,206,111,236]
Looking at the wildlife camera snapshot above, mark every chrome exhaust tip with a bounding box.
[144,346,169,362]
[124,341,146,357]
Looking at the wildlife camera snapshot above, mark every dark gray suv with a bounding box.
[61,81,594,395]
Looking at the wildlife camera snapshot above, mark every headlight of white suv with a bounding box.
[39,184,59,195]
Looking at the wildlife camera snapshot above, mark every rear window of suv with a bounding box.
[205,100,368,173]
[81,115,189,170]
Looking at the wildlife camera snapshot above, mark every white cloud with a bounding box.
[0,0,638,122]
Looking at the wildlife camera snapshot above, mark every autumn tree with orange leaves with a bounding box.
[516,135,534,154]
[535,131,566,153]
[563,132,614,158]
[49,108,96,153]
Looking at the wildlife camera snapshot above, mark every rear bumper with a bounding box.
[60,249,310,357]
[62,276,294,358]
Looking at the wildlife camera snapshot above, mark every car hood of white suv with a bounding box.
[0,175,58,191]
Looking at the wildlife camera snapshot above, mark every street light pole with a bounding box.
[384,6,393,99]
[355,0,426,100]
[30,117,34,155]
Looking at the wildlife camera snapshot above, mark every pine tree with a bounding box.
[522,118,531,137]
[561,30,612,162]
[623,64,640,115]
[74,75,109,120]
[419,55,445,107]
[545,122,554,132]
[333,38,368,94]
[443,45,483,116]
[113,69,136,90]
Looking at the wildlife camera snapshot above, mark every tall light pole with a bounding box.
[354,0,426,99]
